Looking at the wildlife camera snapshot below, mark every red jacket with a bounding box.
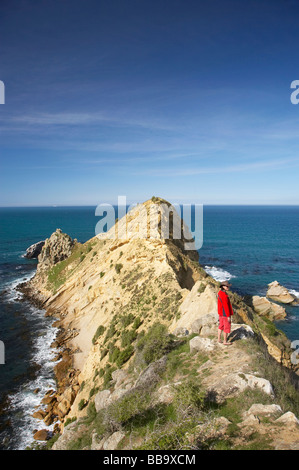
[218,289,233,317]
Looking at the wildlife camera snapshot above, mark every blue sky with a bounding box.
[1,0,299,206]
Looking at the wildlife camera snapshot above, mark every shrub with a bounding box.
[92,325,105,344]
[102,364,116,389]
[64,416,77,427]
[79,381,85,392]
[197,283,206,294]
[115,263,123,274]
[78,399,87,411]
[89,386,99,398]
[136,322,174,365]
[109,345,121,363]
[119,313,135,328]
[105,387,151,430]
[116,345,134,368]
[100,348,108,360]
[133,317,142,330]
[121,329,138,348]
[172,379,206,419]
[104,324,117,343]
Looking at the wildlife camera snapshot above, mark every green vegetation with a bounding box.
[116,345,134,368]
[136,322,175,365]
[46,240,99,293]
[92,325,105,345]
[78,399,87,411]
[115,263,123,274]
[64,416,77,427]
[62,323,299,452]
[197,283,206,294]
[237,337,299,417]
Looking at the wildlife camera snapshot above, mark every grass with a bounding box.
[237,337,299,417]
[215,388,274,426]
[46,242,88,293]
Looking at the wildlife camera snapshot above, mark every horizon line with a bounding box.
[1,203,299,208]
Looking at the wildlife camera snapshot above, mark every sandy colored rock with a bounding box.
[189,336,216,354]
[172,283,218,332]
[102,431,125,450]
[205,372,274,403]
[267,281,298,305]
[33,429,49,441]
[32,410,47,420]
[275,411,299,426]
[94,390,111,412]
[243,403,282,418]
[252,295,287,319]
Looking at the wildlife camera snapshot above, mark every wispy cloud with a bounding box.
[134,156,299,177]
[9,111,178,132]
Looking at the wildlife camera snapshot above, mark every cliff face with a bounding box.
[21,198,299,450]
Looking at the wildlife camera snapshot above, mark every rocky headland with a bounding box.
[17,197,299,450]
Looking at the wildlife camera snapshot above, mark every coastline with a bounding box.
[0,271,60,449]
[15,255,299,448]
[4,200,298,449]
[15,277,80,445]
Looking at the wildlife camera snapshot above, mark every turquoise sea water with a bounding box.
[0,205,298,449]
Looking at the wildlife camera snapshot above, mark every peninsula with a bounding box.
[18,197,299,450]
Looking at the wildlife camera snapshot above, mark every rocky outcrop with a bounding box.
[170,281,218,333]
[252,295,287,320]
[243,403,283,418]
[37,228,76,272]
[24,240,45,259]
[267,281,299,305]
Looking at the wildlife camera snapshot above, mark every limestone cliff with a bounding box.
[19,197,299,451]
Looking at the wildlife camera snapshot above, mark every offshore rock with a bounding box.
[267,281,299,305]
[24,240,45,259]
[252,295,287,320]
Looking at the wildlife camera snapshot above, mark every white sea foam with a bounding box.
[204,265,236,282]
[290,289,299,299]
[2,271,35,302]
[8,320,59,450]
[3,271,59,449]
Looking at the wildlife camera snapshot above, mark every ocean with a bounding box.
[0,204,298,449]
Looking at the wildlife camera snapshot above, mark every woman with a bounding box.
[217,280,233,345]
